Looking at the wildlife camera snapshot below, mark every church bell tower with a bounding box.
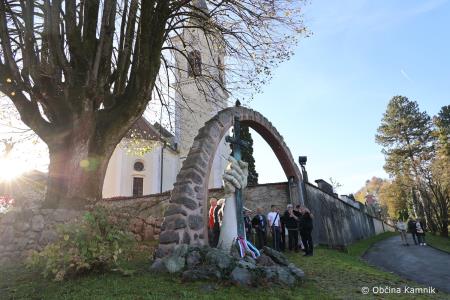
[172,0,229,188]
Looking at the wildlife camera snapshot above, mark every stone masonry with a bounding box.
[0,209,84,265]
[0,194,170,265]
[157,106,304,257]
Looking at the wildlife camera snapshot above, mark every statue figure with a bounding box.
[217,156,248,251]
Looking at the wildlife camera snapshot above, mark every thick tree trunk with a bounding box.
[43,129,116,209]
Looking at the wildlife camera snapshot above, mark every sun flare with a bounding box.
[0,157,28,182]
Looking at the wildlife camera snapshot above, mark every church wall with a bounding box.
[103,141,182,198]
[102,146,123,198]
[161,149,180,193]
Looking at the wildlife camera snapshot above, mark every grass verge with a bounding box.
[426,234,450,253]
[1,233,447,300]
[346,231,397,257]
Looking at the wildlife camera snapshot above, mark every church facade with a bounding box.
[102,1,229,198]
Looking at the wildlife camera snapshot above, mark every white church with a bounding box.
[102,1,229,198]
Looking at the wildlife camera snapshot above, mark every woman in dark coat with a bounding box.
[299,207,314,256]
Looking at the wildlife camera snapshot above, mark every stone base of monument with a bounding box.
[149,245,305,287]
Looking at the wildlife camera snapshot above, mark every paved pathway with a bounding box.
[363,235,450,293]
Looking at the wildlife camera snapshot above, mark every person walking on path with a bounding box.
[415,218,427,246]
[407,218,418,245]
[268,205,281,251]
[299,207,314,256]
[283,204,300,252]
[396,219,409,246]
[252,207,268,249]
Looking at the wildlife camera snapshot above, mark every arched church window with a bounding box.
[134,161,144,172]
[188,50,202,77]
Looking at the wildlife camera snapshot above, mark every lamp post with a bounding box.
[298,156,308,183]
[298,156,308,205]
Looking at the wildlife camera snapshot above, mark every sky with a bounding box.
[250,0,450,195]
[1,0,449,195]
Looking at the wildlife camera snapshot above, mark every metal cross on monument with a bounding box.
[225,107,250,238]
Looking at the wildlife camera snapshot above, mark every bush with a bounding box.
[0,195,14,213]
[27,207,135,281]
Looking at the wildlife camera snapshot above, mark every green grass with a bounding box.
[346,231,397,257]
[426,234,450,253]
[1,233,447,300]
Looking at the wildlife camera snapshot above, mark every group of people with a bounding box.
[208,197,314,257]
[266,204,314,256]
[396,217,427,246]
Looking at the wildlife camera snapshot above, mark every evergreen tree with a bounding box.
[376,96,435,228]
[231,125,258,185]
[376,96,449,236]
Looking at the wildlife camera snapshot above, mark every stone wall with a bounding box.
[209,182,290,213]
[212,182,393,248]
[304,183,394,247]
[101,193,171,241]
[0,194,171,265]
[0,209,84,265]
[0,181,394,264]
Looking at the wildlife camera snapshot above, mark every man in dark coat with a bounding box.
[244,209,253,243]
[299,207,314,256]
[283,204,300,251]
[251,207,268,249]
[294,205,303,250]
[407,218,418,245]
[280,212,287,252]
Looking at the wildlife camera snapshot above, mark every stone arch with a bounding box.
[157,106,303,256]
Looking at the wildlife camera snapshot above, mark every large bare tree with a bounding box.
[0,0,306,208]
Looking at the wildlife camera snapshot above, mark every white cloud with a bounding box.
[401,69,412,82]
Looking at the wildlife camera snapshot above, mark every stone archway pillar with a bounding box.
[156,107,304,257]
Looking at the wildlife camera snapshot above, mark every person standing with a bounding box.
[299,207,314,256]
[244,209,253,243]
[407,218,418,245]
[268,205,281,251]
[252,207,268,249]
[283,204,300,252]
[280,211,287,252]
[396,219,409,246]
[212,199,224,247]
[208,198,217,246]
[416,218,426,246]
[294,205,304,251]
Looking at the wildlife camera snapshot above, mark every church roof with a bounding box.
[125,117,177,151]
[153,122,174,140]
[126,117,161,140]
[126,117,177,151]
